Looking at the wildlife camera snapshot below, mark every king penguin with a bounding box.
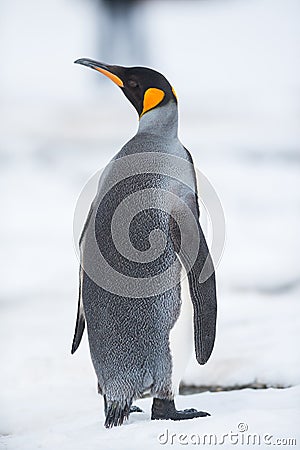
[71,58,217,428]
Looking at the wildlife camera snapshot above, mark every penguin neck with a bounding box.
[137,102,178,139]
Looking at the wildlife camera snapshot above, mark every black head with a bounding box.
[74,58,177,117]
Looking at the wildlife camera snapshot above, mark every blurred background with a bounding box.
[1,0,300,439]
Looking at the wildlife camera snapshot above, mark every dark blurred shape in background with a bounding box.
[95,0,148,65]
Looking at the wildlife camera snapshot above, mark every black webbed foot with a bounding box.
[151,398,210,421]
[129,405,143,413]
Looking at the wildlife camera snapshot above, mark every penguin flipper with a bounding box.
[187,221,217,365]
[71,267,85,354]
[71,202,93,354]
[171,193,217,365]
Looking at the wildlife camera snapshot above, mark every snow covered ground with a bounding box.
[2,386,300,449]
[0,0,300,448]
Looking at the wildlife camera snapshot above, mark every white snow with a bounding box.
[1,386,300,449]
[0,0,300,448]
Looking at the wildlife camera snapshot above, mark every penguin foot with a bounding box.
[130,405,143,414]
[151,398,210,421]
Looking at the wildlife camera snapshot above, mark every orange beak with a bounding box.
[74,58,124,87]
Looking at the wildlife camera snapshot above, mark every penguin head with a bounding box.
[75,58,177,118]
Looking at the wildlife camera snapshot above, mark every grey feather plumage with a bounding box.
[72,103,217,407]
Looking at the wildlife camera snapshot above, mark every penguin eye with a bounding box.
[128,80,139,88]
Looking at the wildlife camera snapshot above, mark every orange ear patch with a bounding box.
[140,88,165,117]
[94,67,124,87]
[171,86,178,101]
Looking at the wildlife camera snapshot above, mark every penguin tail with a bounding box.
[104,399,132,428]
